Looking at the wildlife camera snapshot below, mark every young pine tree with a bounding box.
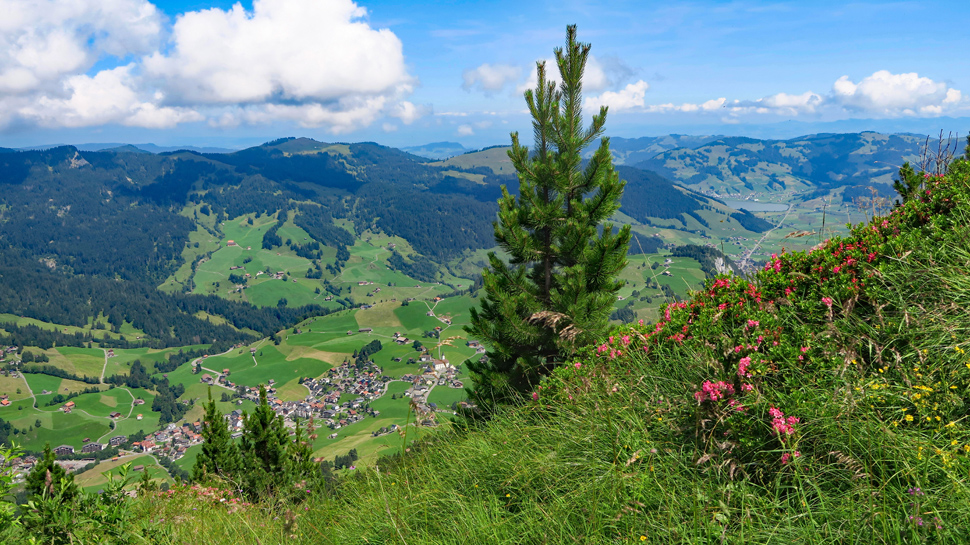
[239,386,289,498]
[192,388,241,482]
[25,444,78,501]
[466,25,630,407]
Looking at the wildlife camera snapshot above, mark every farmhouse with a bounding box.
[109,435,127,446]
[109,412,122,419]
[227,240,238,247]
[358,328,373,333]
[53,445,74,456]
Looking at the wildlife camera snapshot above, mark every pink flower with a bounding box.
[800,346,809,353]
[531,392,538,401]
[781,452,791,465]
[737,356,752,377]
[822,296,833,307]
[694,380,736,403]
[768,407,784,419]
[574,362,582,369]
[621,335,631,346]
[717,303,728,310]
[741,383,754,392]
[746,319,760,330]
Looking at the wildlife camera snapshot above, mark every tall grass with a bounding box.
[13,163,970,544]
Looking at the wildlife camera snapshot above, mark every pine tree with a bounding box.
[25,444,78,500]
[192,388,241,482]
[239,385,289,498]
[466,25,630,406]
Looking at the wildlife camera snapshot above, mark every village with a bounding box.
[194,330,469,442]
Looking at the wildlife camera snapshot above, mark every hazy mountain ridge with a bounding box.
[636,131,962,200]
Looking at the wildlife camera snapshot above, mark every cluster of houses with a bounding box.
[129,422,205,459]
[0,345,21,365]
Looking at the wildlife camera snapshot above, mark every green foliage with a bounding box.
[25,444,78,502]
[193,389,242,482]
[466,25,631,406]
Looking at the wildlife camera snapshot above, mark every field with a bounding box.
[76,454,170,492]
[174,212,474,311]
[0,313,143,342]
[4,234,714,471]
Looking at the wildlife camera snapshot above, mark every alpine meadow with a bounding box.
[2,5,970,545]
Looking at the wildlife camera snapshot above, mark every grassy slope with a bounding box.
[137,157,970,543]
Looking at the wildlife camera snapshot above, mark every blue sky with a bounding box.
[1,0,968,149]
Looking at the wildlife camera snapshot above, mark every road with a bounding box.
[738,205,793,271]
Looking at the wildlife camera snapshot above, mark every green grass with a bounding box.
[50,347,105,378]
[113,157,970,544]
[426,386,466,409]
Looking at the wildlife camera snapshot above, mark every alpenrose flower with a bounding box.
[694,380,735,403]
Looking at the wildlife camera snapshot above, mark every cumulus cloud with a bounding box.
[604,71,963,121]
[457,124,474,136]
[832,70,964,116]
[585,80,649,111]
[18,65,201,128]
[0,0,421,133]
[0,0,162,95]
[462,63,521,94]
[144,0,410,108]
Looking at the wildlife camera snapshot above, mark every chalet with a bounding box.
[81,442,104,454]
[201,373,213,384]
[109,412,122,419]
[358,328,373,333]
[223,368,230,375]
[0,400,9,407]
[64,401,76,410]
[53,445,74,456]
[133,398,145,406]
[132,465,145,472]
[227,240,237,247]
[109,435,127,446]
[467,341,481,348]
[136,414,143,420]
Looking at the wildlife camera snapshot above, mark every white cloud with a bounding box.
[462,63,522,94]
[0,0,417,133]
[724,91,823,115]
[832,70,964,116]
[18,65,201,128]
[585,80,649,112]
[625,71,964,121]
[144,0,410,107]
[457,124,474,136]
[387,101,430,125]
[0,0,161,95]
